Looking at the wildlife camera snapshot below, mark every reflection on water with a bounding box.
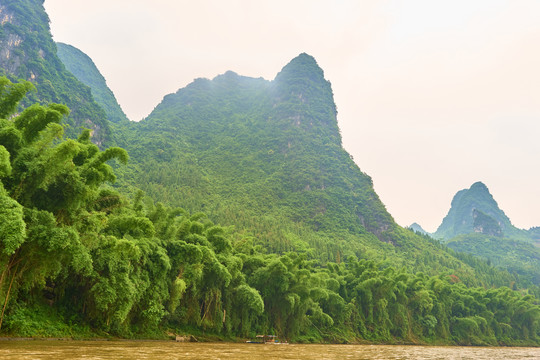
[0,341,539,360]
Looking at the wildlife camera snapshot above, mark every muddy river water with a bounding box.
[0,340,539,359]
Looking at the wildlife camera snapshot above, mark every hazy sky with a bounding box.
[43,0,540,232]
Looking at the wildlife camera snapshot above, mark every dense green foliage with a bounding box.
[0,78,539,345]
[0,0,110,144]
[2,1,539,346]
[56,42,129,124]
[447,234,540,286]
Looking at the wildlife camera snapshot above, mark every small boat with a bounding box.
[246,334,288,344]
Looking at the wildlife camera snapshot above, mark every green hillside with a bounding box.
[0,0,110,144]
[119,56,389,240]
[447,234,540,285]
[56,42,129,124]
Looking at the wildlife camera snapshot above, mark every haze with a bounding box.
[43,0,540,232]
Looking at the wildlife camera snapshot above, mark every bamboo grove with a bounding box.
[0,77,539,345]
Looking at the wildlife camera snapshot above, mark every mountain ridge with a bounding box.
[56,42,129,124]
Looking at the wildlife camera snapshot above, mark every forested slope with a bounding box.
[0,0,110,144]
[447,234,540,285]
[116,56,392,255]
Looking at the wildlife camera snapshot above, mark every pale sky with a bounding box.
[43,0,540,232]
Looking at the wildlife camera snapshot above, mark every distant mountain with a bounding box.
[56,42,129,124]
[433,181,539,284]
[409,222,429,235]
[0,0,110,144]
[434,181,530,241]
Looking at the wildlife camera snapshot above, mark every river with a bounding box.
[0,340,539,359]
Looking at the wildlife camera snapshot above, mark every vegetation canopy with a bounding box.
[0,77,538,345]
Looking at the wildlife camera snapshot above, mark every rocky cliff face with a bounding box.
[0,0,110,145]
[0,4,24,74]
[472,209,503,237]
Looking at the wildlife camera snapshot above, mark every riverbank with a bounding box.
[0,307,537,348]
[1,333,538,348]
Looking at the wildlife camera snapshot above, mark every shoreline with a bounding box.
[0,336,537,348]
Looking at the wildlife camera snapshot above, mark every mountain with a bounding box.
[131,54,393,238]
[0,0,110,144]
[434,181,530,241]
[433,182,539,284]
[119,54,392,239]
[115,55,393,255]
[56,42,129,124]
[109,54,509,283]
[409,222,429,235]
